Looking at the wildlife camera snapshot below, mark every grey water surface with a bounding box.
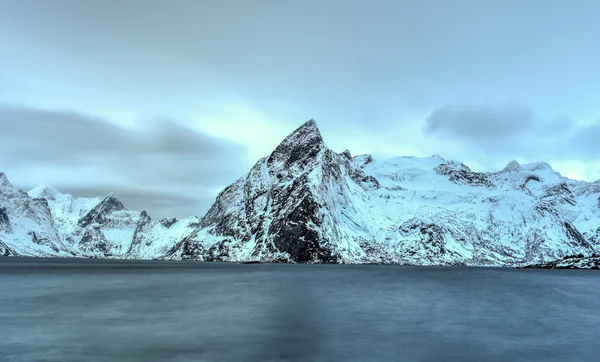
[0,257,598,362]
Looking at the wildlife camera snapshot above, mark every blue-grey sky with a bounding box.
[1,0,599,218]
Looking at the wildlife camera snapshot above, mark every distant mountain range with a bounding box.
[1,120,599,266]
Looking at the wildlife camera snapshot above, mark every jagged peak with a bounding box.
[100,193,126,210]
[501,160,521,173]
[276,119,322,147]
[268,119,325,166]
[0,172,13,188]
[77,192,125,228]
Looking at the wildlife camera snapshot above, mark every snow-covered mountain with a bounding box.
[1,120,599,265]
[0,173,199,258]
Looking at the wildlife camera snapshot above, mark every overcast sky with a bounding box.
[1,0,599,218]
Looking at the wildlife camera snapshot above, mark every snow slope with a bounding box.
[1,120,599,265]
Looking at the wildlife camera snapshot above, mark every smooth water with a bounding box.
[0,257,598,362]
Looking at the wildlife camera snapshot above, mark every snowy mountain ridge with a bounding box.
[1,120,599,265]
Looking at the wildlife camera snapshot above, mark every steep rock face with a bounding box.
[0,240,14,256]
[0,206,12,233]
[78,194,125,228]
[167,120,377,262]
[165,120,599,266]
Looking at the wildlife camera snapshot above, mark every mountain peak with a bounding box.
[0,172,11,188]
[502,160,521,173]
[286,119,322,141]
[268,119,325,166]
[78,193,126,228]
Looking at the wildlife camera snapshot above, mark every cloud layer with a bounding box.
[422,104,599,180]
[1,0,600,216]
[0,106,246,218]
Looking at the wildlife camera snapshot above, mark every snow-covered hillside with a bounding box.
[0,173,199,259]
[1,120,599,265]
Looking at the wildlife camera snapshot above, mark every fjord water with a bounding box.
[0,258,598,362]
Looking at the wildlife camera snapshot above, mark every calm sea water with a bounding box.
[0,257,598,362]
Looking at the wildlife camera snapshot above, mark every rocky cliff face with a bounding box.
[1,120,599,265]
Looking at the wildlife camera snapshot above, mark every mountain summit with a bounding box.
[1,120,599,265]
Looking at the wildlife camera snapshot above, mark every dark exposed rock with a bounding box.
[79,229,113,257]
[524,255,600,269]
[78,194,125,228]
[27,231,58,252]
[126,211,153,255]
[542,182,577,206]
[267,119,324,169]
[0,240,15,256]
[564,222,592,249]
[400,221,445,251]
[269,192,336,263]
[434,162,494,188]
[521,175,541,188]
[348,167,380,190]
[163,229,205,260]
[160,217,177,228]
[0,206,11,233]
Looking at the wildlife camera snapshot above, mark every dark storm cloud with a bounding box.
[424,104,535,140]
[422,104,579,157]
[571,121,600,155]
[0,105,245,218]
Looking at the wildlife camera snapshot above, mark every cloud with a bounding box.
[0,105,246,218]
[570,121,600,156]
[424,104,535,140]
[67,186,218,220]
[422,104,577,157]
[419,103,600,181]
